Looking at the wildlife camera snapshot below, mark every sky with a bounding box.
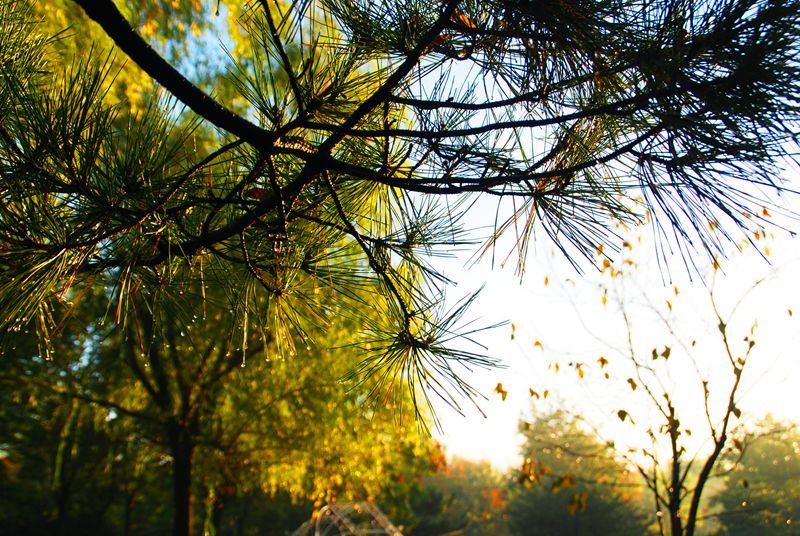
[429,200,800,470]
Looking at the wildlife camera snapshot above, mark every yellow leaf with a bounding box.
[789,308,793,317]
[622,240,632,250]
[566,500,578,515]
[566,491,587,515]
[543,389,549,399]
[529,388,539,399]
[627,378,637,391]
[666,300,672,311]
[494,383,508,401]
[576,364,584,379]
[597,356,608,368]
[601,295,607,305]
[534,340,544,350]
[544,275,549,286]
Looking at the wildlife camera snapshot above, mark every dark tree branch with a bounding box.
[71,0,275,149]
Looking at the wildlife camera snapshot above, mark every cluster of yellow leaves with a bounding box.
[550,473,576,494]
[566,491,589,515]
[519,456,552,486]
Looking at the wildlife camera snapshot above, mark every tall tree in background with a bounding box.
[409,458,511,536]
[511,409,649,536]
[710,418,799,535]
[1,0,799,413]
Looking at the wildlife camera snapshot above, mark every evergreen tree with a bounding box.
[510,410,650,536]
[711,420,800,535]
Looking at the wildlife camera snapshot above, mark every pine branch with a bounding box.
[71,0,275,149]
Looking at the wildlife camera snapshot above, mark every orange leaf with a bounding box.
[451,8,477,28]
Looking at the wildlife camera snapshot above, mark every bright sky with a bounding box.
[430,202,800,470]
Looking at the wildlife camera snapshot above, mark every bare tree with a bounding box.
[538,264,785,536]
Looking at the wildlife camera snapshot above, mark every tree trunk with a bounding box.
[123,491,135,536]
[167,421,195,536]
[235,495,251,536]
